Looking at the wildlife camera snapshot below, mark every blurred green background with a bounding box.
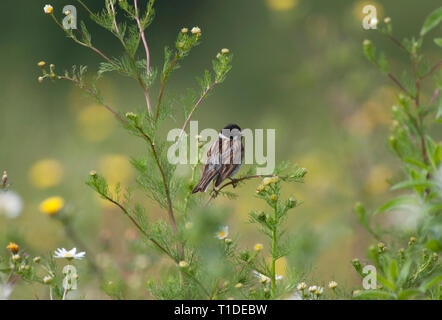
[1,0,441,298]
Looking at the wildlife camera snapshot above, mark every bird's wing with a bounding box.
[215,138,243,187]
[192,137,222,193]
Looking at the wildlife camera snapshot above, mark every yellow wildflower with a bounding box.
[39,196,65,215]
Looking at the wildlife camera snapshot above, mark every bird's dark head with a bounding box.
[222,123,241,132]
[220,123,242,139]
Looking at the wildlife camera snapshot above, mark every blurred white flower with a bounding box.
[297,282,307,290]
[315,286,324,295]
[0,191,23,219]
[328,281,338,289]
[253,271,271,284]
[308,285,317,293]
[216,226,229,240]
[54,248,85,260]
[0,283,13,300]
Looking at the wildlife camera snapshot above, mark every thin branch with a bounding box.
[102,192,175,261]
[75,0,95,17]
[430,89,440,105]
[156,53,180,121]
[204,174,275,207]
[134,0,153,116]
[102,192,210,298]
[133,126,177,236]
[387,34,407,52]
[57,75,127,124]
[387,73,413,98]
[420,60,442,80]
[172,81,218,154]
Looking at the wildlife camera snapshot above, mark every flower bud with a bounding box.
[221,48,230,54]
[178,261,189,268]
[191,27,201,36]
[33,256,41,263]
[181,28,188,33]
[6,242,19,254]
[328,281,338,289]
[125,112,137,120]
[12,254,20,262]
[239,250,250,261]
[287,197,297,208]
[38,61,46,68]
[43,275,53,284]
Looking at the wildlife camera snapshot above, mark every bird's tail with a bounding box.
[192,172,218,194]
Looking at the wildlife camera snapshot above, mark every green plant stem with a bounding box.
[61,220,101,276]
[271,204,277,298]
[156,53,180,121]
[134,0,153,115]
[172,81,218,153]
[205,174,275,206]
[75,0,95,17]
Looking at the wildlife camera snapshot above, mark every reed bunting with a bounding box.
[192,124,244,193]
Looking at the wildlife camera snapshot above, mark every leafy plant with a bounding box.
[29,0,311,299]
[353,7,442,300]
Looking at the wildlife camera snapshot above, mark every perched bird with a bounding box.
[192,124,244,193]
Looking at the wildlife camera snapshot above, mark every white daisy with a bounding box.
[54,248,85,260]
[0,191,23,219]
[216,226,229,240]
[297,282,307,290]
[43,4,53,14]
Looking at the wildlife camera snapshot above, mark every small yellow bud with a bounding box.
[33,256,41,263]
[234,283,243,288]
[38,61,46,68]
[178,261,189,268]
[181,28,188,33]
[270,194,278,201]
[254,243,263,251]
[384,17,391,24]
[12,254,20,262]
[221,48,230,54]
[89,170,97,177]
